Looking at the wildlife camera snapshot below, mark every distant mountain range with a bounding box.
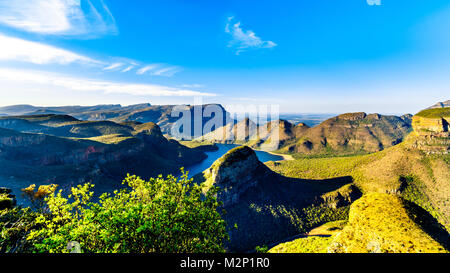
[0,114,208,204]
[201,112,413,157]
[0,103,232,139]
[427,100,450,109]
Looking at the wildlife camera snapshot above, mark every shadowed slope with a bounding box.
[194,146,361,252]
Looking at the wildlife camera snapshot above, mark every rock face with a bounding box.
[410,107,449,154]
[0,117,208,204]
[280,112,412,155]
[201,112,412,156]
[202,146,268,207]
[196,145,360,252]
[412,116,449,134]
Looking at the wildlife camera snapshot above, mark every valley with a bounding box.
[0,102,449,253]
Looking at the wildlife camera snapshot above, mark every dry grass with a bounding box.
[328,193,447,253]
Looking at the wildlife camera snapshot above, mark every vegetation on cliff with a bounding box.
[0,172,228,253]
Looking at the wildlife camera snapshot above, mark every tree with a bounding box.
[27,170,228,253]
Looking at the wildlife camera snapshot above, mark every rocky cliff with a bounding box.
[200,112,412,156]
[409,107,449,155]
[201,146,270,207]
[0,118,208,204]
[195,145,361,252]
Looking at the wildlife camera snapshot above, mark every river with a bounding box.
[185,144,284,177]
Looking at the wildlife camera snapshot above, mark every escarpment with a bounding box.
[409,107,449,155]
[195,145,361,252]
[201,146,272,207]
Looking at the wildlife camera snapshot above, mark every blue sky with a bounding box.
[0,0,449,114]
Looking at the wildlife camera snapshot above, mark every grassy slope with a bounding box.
[266,132,450,253]
[328,193,447,253]
[266,136,450,230]
[268,221,346,253]
[415,107,450,118]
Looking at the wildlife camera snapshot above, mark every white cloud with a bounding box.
[0,33,182,77]
[180,84,205,88]
[135,64,180,77]
[121,65,134,73]
[0,0,117,37]
[103,62,123,71]
[225,16,277,55]
[0,68,217,97]
[136,64,159,75]
[0,33,99,65]
[150,66,181,77]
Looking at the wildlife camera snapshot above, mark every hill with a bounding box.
[0,104,127,116]
[269,194,447,253]
[108,104,232,138]
[282,112,412,156]
[194,146,362,252]
[427,100,450,109]
[199,112,412,156]
[0,116,207,204]
[267,105,449,253]
[327,193,447,253]
[0,103,233,139]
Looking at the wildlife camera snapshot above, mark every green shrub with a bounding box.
[25,171,228,253]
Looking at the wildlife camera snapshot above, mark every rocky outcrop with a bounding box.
[320,184,362,209]
[201,112,412,156]
[280,112,412,155]
[201,146,269,207]
[196,145,359,252]
[412,116,449,135]
[409,107,449,154]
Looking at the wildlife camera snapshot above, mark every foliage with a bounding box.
[19,171,228,253]
[0,207,37,253]
[255,245,269,253]
[21,184,58,211]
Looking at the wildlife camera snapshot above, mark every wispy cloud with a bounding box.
[0,0,117,37]
[0,1,181,77]
[136,64,159,75]
[103,62,124,71]
[136,64,180,77]
[121,65,134,73]
[0,33,182,77]
[225,16,277,55]
[180,84,205,88]
[0,33,99,65]
[0,68,218,97]
[150,66,181,77]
